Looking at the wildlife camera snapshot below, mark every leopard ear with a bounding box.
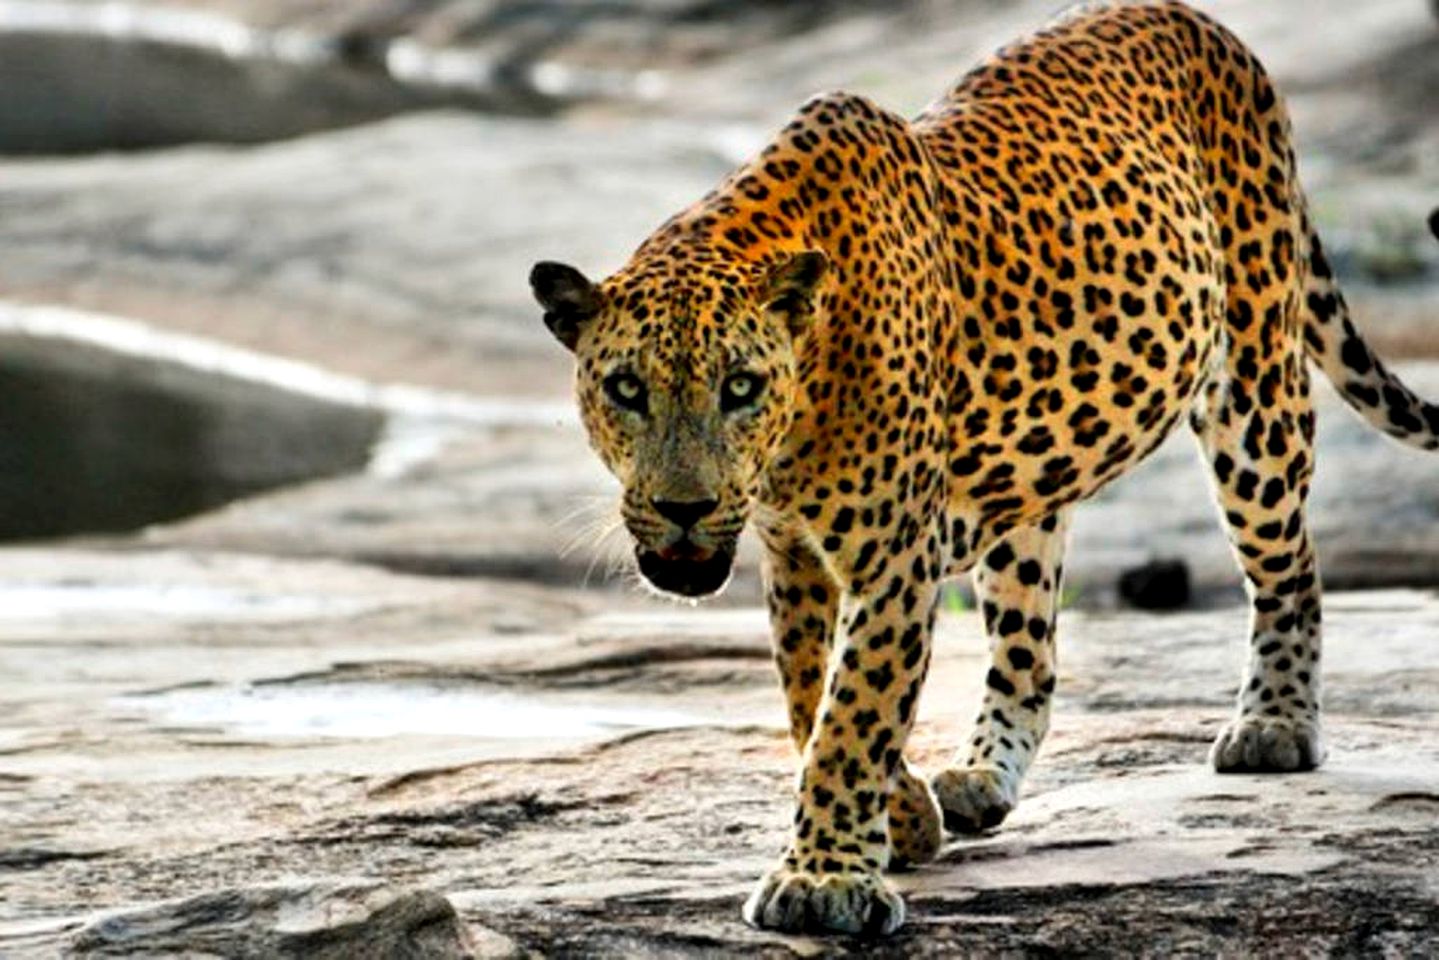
[762,250,829,338]
[530,261,602,352]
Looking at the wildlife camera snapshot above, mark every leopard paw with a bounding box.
[1211,715,1325,772]
[887,763,942,869]
[742,863,904,936]
[931,765,1016,835]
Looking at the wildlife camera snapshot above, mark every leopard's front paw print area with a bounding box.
[742,864,904,936]
[931,765,1016,835]
[1212,715,1325,772]
[888,765,942,869]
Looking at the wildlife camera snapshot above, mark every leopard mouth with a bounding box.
[636,545,734,598]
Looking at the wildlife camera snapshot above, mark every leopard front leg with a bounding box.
[932,510,1069,834]
[760,535,941,872]
[745,544,941,935]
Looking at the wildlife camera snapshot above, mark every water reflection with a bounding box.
[0,332,382,540]
[120,682,705,740]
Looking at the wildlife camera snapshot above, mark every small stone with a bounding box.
[1117,558,1192,610]
[68,880,479,958]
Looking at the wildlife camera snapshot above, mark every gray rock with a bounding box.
[0,0,937,152]
[0,112,729,396]
[68,881,481,959]
[0,543,1435,956]
[0,24,458,155]
[0,318,381,540]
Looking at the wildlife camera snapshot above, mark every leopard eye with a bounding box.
[721,372,767,413]
[603,372,648,414]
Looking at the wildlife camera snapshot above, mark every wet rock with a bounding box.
[0,18,460,155]
[1117,558,1192,611]
[0,0,934,152]
[67,881,482,958]
[0,318,382,541]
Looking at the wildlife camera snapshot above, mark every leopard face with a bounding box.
[530,251,827,597]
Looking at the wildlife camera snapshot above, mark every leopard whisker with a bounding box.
[558,498,623,560]
[582,517,632,589]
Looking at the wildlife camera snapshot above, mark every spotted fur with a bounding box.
[531,0,1439,936]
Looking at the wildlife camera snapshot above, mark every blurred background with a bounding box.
[0,0,1433,603]
[0,0,1435,609]
[2,3,1437,953]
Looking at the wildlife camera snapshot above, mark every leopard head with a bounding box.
[530,248,827,597]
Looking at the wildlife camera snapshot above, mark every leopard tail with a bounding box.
[1300,208,1439,451]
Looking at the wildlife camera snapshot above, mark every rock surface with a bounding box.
[2,548,1436,955]
[0,315,382,540]
[68,881,480,958]
[0,0,942,151]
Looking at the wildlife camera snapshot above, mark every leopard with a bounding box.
[529,0,1439,937]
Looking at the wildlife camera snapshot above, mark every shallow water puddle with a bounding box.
[118,682,705,740]
[0,583,371,624]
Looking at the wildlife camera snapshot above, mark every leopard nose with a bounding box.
[652,497,719,529]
